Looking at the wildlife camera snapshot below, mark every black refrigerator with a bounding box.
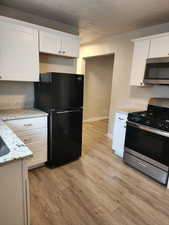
[34,72,84,168]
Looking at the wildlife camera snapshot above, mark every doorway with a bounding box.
[83,54,114,131]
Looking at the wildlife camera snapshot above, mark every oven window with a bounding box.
[125,124,169,166]
[145,62,169,80]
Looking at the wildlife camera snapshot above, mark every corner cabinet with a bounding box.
[0,20,39,82]
[39,30,80,58]
[130,39,150,86]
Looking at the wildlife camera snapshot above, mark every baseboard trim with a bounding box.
[84,116,108,122]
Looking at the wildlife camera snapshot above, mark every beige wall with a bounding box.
[77,21,169,135]
[40,54,77,74]
[84,55,114,121]
[0,82,34,110]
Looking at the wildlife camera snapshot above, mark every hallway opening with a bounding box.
[83,54,114,132]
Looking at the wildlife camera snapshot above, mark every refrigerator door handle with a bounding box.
[56,109,82,114]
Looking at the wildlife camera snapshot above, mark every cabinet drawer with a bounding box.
[6,117,47,132]
[28,150,46,167]
[17,128,47,145]
[27,142,47,153]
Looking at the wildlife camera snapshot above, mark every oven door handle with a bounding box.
[127,121,169,138]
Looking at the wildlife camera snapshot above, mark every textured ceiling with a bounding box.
[1,0,169,44]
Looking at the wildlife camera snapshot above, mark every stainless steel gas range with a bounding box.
[123,98,169,185]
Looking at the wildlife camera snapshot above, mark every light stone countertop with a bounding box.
[0,108,48,165]
[0,120,33,165]
[115,107,146,114]
[0,108,48,121]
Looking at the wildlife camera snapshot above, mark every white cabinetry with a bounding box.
[0,159,30,225]
[112,112,128,158]
[39,30,80,58]
[39,31,61,56]
[148,35,169,58]
[61,35,80,57]
[130,39,150,86]
[0,20,39,82]
[6,116,47,168]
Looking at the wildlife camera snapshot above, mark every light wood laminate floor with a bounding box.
[29,120,169,225]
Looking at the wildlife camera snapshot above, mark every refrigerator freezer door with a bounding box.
[34,73,84,112]
[47,109,83,167]
[52,74,84,110]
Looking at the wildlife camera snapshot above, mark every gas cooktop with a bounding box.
[128,105,169,132]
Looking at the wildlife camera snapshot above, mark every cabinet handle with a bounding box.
[62,51,66,54]
[0,75,2,79]
[118,117,124,121]
[58,50,62,54]
[24,123,32,127]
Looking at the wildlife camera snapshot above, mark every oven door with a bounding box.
[125,121,169,169]
[144,57,169,84]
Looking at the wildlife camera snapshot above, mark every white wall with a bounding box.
[0,82,34,110]
[84,55,114,121]
[77,21,169,135]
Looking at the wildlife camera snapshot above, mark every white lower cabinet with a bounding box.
[0,159,30,225]
[6,116,47,168]
[112,112,128,158]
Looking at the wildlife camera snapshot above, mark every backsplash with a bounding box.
[0,82,34,110]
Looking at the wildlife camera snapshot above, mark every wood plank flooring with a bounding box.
[29,120,169,225]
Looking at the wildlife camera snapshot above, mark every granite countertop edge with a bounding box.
[0,108,48,121]
[0,120,33,165]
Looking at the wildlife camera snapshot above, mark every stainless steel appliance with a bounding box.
[144,57,169,84]
[34,72,84,168]
[123,98,169,185]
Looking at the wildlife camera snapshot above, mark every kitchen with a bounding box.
[1,1,169,225]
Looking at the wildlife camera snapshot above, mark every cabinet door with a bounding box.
[0,160,29,225]
[61,35,80,57]
[0,21,39,82]
[39,31,62,55]
[130,39,150,86]
[148,35,169,58]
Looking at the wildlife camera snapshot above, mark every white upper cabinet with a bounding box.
[130,39,150,86]
[0,20,39,82]
[148,35,169,58]
[39,30,80,58]
[39,31,62,55]
[61,35,80,57]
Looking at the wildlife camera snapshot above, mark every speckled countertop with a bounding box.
[0,108,48,165]
[115,107,146,114]
[0,120,32,165]
[0,108,48,121]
